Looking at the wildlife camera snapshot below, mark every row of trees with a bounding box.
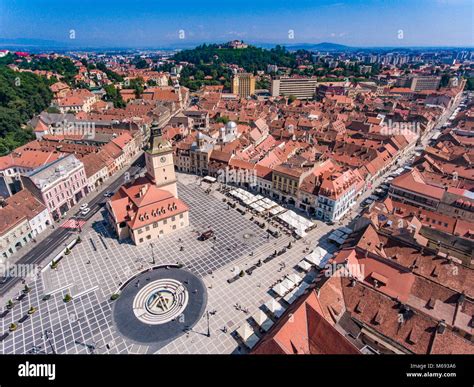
[160,61,233,91]
[18,56,78,84]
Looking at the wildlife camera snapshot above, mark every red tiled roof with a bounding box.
[253,290,360,354]
[391,170,445,200]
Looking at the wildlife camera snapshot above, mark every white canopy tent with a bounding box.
[304,247,332,269]
[286,273,303,286]
[283,288,299,304]
[314,246,332,268]
[297,260,312,272]
[264,299,286,318]
[203,176,217,183]
[271,282,290,297]
[251,310,274,332]
[304,251,320,265]
[261,197,278,210]
[280,278,295,292]
[236,322,260,349]
[269,206,286,216]
[277,210,313,234]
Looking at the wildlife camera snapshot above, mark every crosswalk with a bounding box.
[60,219,87,229]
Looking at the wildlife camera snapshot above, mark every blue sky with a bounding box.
[0,0,473,47]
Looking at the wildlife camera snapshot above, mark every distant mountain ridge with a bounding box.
[0,38,471,52]
[258,42,353,51]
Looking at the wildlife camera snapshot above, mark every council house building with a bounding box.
[106,121,189,245]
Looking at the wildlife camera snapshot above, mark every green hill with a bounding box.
[172,43,297,73]
[0,66,53,155]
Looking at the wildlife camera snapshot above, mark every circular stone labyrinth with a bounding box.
[133,279,189,325]
[112,266,207,346]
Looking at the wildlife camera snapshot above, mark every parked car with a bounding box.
[199,230,214,241]
[80,203,89,210]
[360,198,374,208]
[103,191,113,198]
[81,208,91,216]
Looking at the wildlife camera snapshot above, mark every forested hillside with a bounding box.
[0,66,53,155]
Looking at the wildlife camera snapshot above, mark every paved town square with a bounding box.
[0,173,338,354]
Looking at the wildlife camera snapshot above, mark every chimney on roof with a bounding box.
[139,185,148,197]
[437,320,446,335]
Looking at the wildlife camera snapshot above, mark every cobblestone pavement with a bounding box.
[0,173,341,354]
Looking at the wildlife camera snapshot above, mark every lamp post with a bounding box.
[43,329,56,354]
[150,243,155,265]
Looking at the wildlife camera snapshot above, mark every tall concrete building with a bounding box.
[410,76,441,92]
[232,73,256,97]
[270,76,318,100]
[396,75,441,92]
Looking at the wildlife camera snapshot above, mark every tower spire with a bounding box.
[147,120,171,155]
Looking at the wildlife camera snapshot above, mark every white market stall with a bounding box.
[286,273,303,286]
[236,322,260,349]
[283,288,299,304]
[271,282,290,297]
[251,310,274,332]
[297,260,312,272]
[303,247,332,269]
[264,299,286,318]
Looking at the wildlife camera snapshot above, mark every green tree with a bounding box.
[0,67,52,155]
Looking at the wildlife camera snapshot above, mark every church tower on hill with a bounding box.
[145,120,178,197]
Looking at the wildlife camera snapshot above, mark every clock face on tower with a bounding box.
[160,156,166,164]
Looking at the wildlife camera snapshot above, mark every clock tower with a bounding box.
[145,121,178,197]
